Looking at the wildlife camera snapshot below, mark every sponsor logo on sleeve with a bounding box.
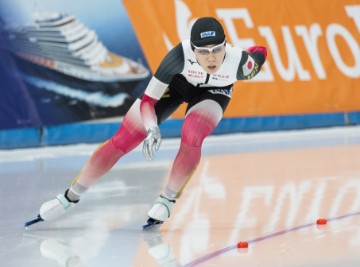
[247,62,259,80]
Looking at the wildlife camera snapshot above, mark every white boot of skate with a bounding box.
[25,190,79,227]
[39,194,76,221]
[143,195,175,230]
[148,195,176,221]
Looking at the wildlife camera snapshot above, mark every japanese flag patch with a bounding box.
[242,56,255,76]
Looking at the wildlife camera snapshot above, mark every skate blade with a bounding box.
[24,215,44,228]
[142,218,163,230]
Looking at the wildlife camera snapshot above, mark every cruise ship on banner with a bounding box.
[2,12,150,96]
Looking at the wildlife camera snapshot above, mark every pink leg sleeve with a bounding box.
[73,99,147,189]
[165,100,224,198]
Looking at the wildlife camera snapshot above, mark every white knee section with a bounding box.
[148,195,175,222]
[186,99,223,124]
[39,194,75,221]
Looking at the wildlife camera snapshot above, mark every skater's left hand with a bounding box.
[143,126,162,161]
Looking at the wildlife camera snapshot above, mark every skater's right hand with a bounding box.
[143,126,162,161]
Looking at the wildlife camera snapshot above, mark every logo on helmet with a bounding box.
[200,31,216,38]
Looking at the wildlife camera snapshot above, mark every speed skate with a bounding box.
[24,190,78,227]
[142,195,175,230]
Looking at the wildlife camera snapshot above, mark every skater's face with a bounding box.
[193,41,226,74]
